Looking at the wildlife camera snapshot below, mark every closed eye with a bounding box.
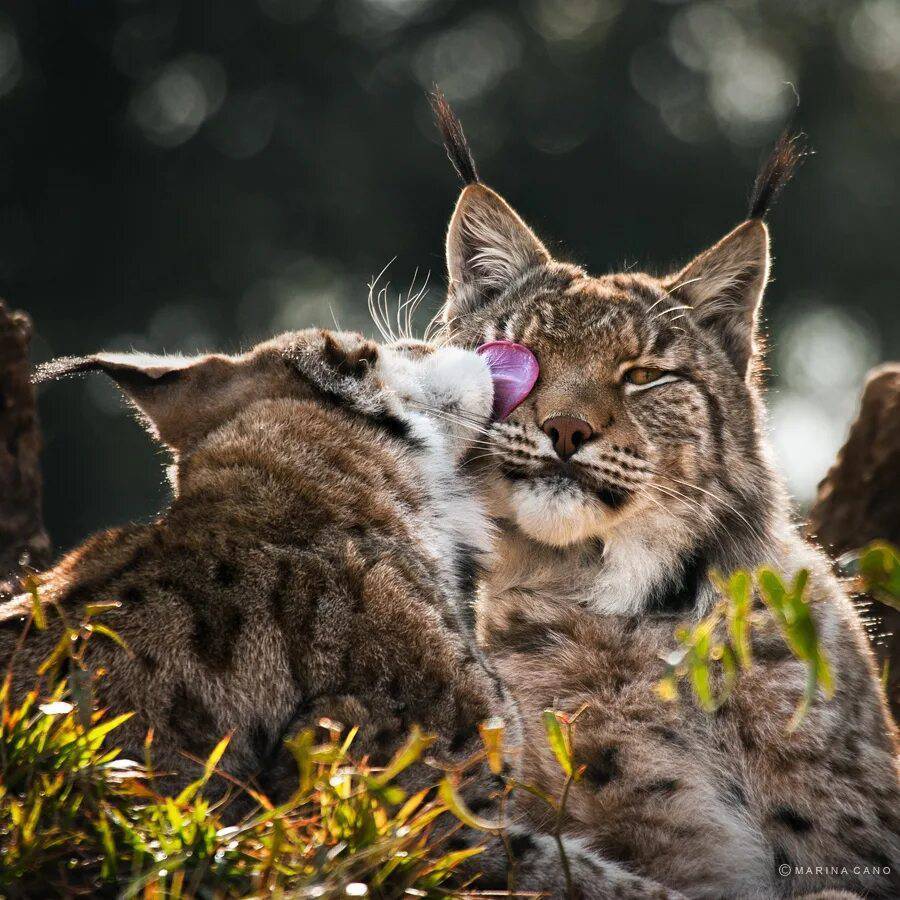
[622,367,680,393]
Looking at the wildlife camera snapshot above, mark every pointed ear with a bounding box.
[664,219,770,378]
[444,183,551,321]
[35,352,232,451]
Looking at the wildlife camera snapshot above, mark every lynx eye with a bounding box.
[623,367,666,386]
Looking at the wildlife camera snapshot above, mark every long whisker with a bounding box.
[366,290,388,342]
[665,474,767,547]
[408,272,429,335]
[665,275,702,294]
[634,485,670,517]
[647,481,709,519]
[645,296,670,313]
[644,483,731,562]
[398,269,430,341]
[380,285,396,342]
[643,466,768,549]
[646,485,732,561]
[367,258,397,343]
[405,402,494,438]
[396,270,420,341]
[650,304,693,323]
[395,284,405,341]
[426,310,459,346]
[405,398,495,429]
[465,452,500,465]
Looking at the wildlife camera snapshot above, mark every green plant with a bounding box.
[0,603,488,897]
[540,705,590,900]
[841,541,900,612]
[657,568,834,730]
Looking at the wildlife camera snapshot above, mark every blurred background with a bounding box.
[0,0,897,550]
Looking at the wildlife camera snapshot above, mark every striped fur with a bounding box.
[434,105,899,898]
[2,329,680,897]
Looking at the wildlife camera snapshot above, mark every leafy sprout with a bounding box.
[840,541,900,612]
[657,567,835,731]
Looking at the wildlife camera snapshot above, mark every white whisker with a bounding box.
[650,304,693,323]
[367,258,398,343]
[665,275,702,294]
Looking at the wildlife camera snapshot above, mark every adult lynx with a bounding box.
[432,92,899,898]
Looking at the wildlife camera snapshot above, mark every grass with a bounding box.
[0,678,485,897]
[4,548,886,897]
[2,593,498,898]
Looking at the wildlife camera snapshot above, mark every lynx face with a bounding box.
[452,251,775,555]
[437,185,778,567]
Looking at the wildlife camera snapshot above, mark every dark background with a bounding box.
[1,0,897,551]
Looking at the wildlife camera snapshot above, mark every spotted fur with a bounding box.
[433,99,899,898]
[1,329,680,897]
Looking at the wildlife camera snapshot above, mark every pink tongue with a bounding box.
[476,341,539,420]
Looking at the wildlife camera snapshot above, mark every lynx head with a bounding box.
[36,329,494,486]
[431,93,804,611]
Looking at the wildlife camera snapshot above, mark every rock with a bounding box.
[0,300,51,589]
[808,364,900,721]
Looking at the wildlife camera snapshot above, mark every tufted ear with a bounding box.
[431,89,552,322]
[35,351,234,452]
[665,219,770,378]
[445,183,551,321]
[665,129,805,378]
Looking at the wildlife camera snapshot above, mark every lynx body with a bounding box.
[1,328,680,897]
[432,95,900,898]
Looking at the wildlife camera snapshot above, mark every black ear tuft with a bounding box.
[748,130,809,220]
[429,87,479,186]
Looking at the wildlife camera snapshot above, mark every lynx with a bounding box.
[1,328,681,897]
[431,93,899,898]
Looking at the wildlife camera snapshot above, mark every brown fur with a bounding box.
[1,329,681,898]
[432,99,899,898]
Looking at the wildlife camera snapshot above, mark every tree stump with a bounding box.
[808,364,900,721]
[0,300,51,591]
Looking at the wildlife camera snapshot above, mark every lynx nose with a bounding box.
[541,415,594,460]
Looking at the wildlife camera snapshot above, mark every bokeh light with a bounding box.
[525,0,622,45]
[130,55,226,148]
[770,304,881,504]
[413,13,523,101]
[0,17,21,100]
[2,0,897,546]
